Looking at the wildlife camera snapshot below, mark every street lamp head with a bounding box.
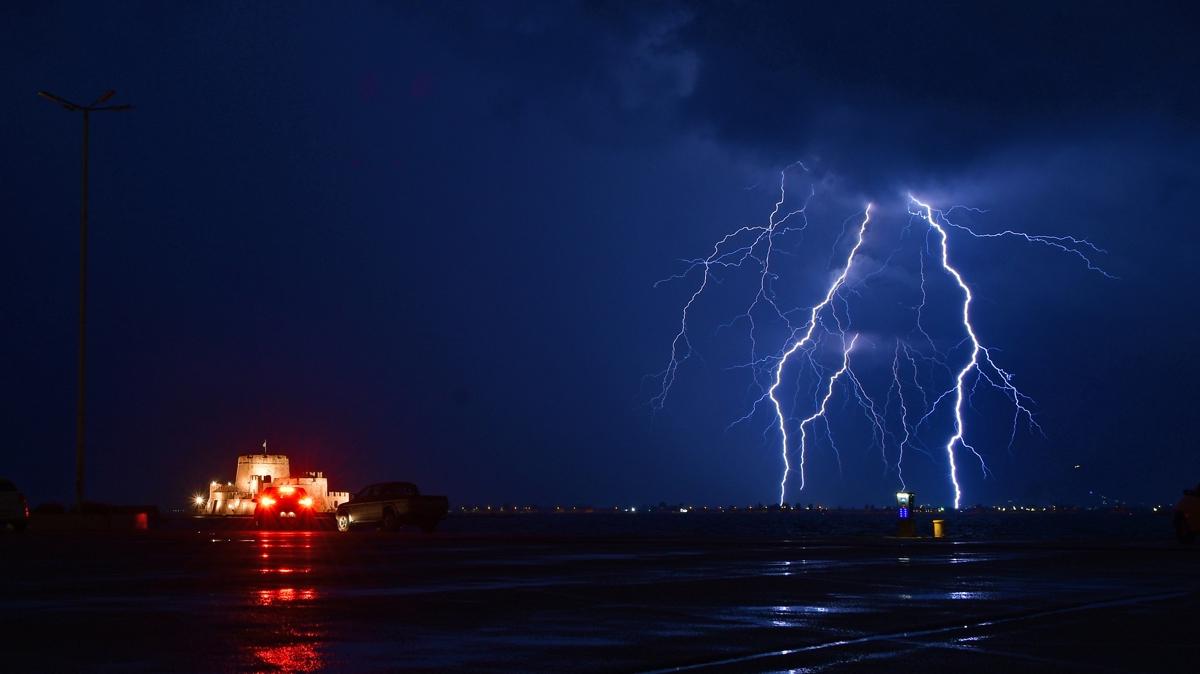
[37,91,82,111]
[38,90,132,112]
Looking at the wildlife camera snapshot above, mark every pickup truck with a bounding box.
[335,482,448,533]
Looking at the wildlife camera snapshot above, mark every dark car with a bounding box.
[335,482,448,533]
[254,485,315,529]
[0,478,30,532]
[1175,484,1200,544]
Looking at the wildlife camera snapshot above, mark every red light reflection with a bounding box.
[255,587,317,606]
[259,567,311,575]
[254,642,321,672]
[248,590,324,672]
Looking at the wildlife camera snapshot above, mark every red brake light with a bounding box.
[299,497,313,508]
[259,496,276,507]
[279,485,295,495]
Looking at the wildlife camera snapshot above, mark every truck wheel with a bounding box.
[336,515,351,532]
[1175,515,1195,545]
[381,509,398,531]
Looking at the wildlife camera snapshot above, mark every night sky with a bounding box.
[3,1,1197,509]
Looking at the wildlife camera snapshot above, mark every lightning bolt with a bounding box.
[768,204,871,503]
[908,195,1107,508]
[888,339,912,491]
[650,163,813,411]
[908,196,980,509]
[651,167,1109,509]
[786,333,859,501]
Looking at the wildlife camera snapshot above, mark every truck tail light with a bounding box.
[259,496,276,507]
[299,497,313,508]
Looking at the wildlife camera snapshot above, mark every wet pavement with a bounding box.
[1,518,1197,672]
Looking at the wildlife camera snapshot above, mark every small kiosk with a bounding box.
[896,491,916,537]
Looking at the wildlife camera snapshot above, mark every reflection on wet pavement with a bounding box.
[255,587,318,605]
[254,635,323,673]
[2,525,1197,672]
[237,533,327,672]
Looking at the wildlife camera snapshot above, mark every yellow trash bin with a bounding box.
[932,519,945,538]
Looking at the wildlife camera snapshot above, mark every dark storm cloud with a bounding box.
[410,1,1198,187]
[399,1,699,145]
[671,1,1199,179]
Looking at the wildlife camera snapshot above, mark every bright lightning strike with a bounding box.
[768,204,871,503]
[908,196,980,509]
[652,168,1109,508]
[787,333,859,501]
[907,194,1106,508]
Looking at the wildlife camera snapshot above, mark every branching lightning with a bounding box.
[767,204,871,503]
[652,166,1110,507]
[788,333,859,500]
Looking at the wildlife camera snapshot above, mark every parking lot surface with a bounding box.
[1,516,1197,672]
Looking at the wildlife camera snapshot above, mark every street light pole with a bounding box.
[78,108,88,511]
[38,90,132,509]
